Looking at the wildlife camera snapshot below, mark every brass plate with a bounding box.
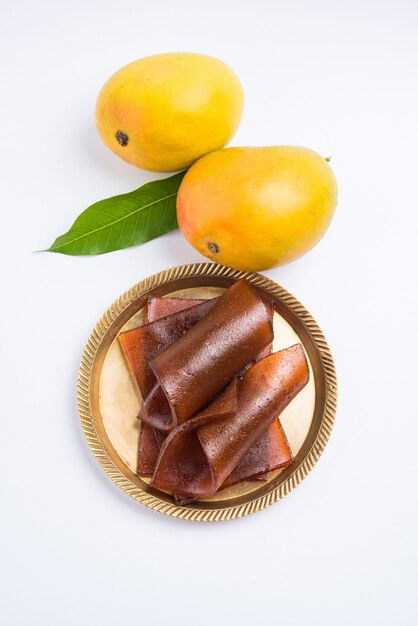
[78,263,337,522]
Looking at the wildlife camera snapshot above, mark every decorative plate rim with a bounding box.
[77,262,337,522]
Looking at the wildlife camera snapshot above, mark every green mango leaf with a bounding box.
[46,170,186,255]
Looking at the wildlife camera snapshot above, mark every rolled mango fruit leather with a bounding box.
[140,279,274,430]
[118,298,216,400]
[143,297,294,485]
[151,345,309,500]
[118,297,216,474]
[118,280,298,493]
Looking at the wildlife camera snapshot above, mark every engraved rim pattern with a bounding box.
[77,263,337,522]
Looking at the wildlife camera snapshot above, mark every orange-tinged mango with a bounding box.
[95,53,243,172]
[177,146,338,271]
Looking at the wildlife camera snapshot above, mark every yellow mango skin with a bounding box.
[95,53,243,172]
[177,146,338,271]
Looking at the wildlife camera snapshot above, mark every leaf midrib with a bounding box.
[51,191,178,250]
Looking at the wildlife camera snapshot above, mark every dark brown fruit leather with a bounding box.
[145,297,205,321]
[151,345,309,499]
[136,422,162,475]
[222,419,292,488]
[137,298,293,483]
[119,298,216,474]
[141,279,274,430]
[120,289,298,490]
[118,298,216,399]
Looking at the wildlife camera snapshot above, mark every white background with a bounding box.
[1,1,417,624]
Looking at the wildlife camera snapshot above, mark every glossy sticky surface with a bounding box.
[152,345,309,498]
[127,298,214,473]
[148,279,274,426]
[118,298,216,398]
[126,295,291,482]
[223,420,292,488]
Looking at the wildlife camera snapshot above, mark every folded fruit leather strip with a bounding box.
[140,279,274,431]
[173,417,293,503]
[119,288,295,485]
[144,297,294,488]
[140,298,213,475]
[119,294,273,477]
[118,297,217,474]
[142,296,295,487]
[118,298,216,400]
[151,345,309,500]
[146,296,273,367]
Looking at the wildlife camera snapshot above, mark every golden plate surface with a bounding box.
[78,263,337,521]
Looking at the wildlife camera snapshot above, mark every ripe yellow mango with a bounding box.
[95,53,243,172]
[177,146,338,270]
